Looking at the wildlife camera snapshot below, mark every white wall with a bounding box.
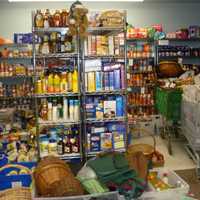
[0,2,200,39]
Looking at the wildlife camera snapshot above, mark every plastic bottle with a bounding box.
[57,138,64,155]
[40,100,48,120]
[53,10,61,27]
[41,35,50,55]
[52,99,58,121]
[61,9,68,27]
[162,173,169,184]
[48,101,52,121]
[63,98,68,121]
[57,98,63,119]
[47,73,54,93]
[53,73,61,93]
[74,100,79,121]
[60,72,68,93]
[68,71,72,92]
[41,74,47,94]
[34,10,44,28]
[69,99,74,121]
[72,69,78,92]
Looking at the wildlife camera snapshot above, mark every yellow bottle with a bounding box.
[47,73,54,93]
[72,69,78,92]
[67,71,72,92]
[40,73,47,94]
[60,72,68,93]
[53,73,61,93]
[36,79,42,94]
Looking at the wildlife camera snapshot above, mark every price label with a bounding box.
[12,182,22,188]
[158,40,169,46]
[141,87,145,94]
[128,59,133,66]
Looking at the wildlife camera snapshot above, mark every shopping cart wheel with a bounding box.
[160,126,166,139]
[196,168,200,180]
[168,134,172,155]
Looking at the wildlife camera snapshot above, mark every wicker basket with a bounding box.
[127,128,164,168]
[34,156,84,197]
[98,10,124,27]
[0,187,31,200]
[158,61,184,78]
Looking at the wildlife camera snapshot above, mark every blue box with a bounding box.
[109,71,114,90]
[90,133,101,152]
[114,69,121,90]
[96,71,103,91]
[116,96,124,117]
[104,72,109,91]
[0,162,35,191]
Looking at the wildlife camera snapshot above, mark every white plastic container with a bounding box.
[139,169,190,200]
[32,191,121,200]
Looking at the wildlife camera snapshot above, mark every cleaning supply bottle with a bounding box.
[72,69,78,92]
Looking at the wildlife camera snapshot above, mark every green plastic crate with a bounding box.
[155,87,182,122]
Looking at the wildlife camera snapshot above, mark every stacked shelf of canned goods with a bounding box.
[126,37,157,135]
[0,43,37,163]
[82,11,128,157]
[32,10,82,161]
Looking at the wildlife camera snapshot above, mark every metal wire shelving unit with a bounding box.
[32,12,82,162]
[81,11,128,158]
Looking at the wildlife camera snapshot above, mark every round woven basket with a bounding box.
[127,128,164,168]
[0,187,31,200]
[34,156,84,197]
[158,61,184,78]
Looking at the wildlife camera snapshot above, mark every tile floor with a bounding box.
[131,136,196,170]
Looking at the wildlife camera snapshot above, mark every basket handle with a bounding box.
[0,164,32,175]
[130,128,156,152]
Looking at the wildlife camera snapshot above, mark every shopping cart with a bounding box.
[155,87,182,155]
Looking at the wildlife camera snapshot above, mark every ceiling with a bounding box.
[1,0,200,3]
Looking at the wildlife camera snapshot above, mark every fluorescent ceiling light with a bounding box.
[8,0,144,2]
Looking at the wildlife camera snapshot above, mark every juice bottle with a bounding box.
[72,69,78,92]
[60,72,68,93]
[47,73,54,93]
[53,73,61,93]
